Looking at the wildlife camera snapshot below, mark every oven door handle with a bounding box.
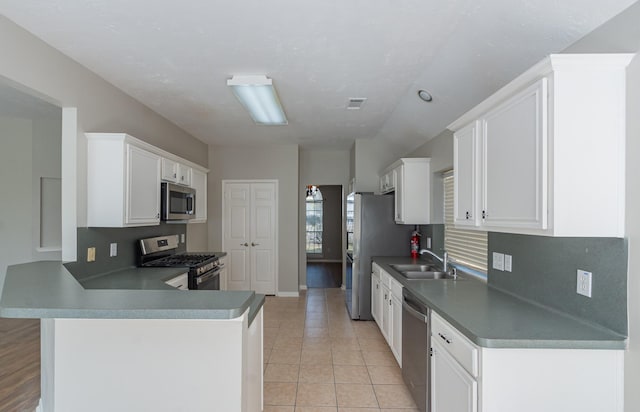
[197,269,220,284]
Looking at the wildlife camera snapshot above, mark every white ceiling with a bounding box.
[0,0,636,152]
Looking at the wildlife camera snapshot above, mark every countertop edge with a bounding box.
[1,261,255,320]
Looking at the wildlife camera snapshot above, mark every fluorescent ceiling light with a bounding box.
[227,75,288,125]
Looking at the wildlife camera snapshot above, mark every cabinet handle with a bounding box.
[241,243,248,246]
[465,211,470,219]
[376,284,379,289]
[173,173,177,178]
[156,213,160,218]
[251,242,260,246]
[438,332,452,344]
[384,293,388,300]
[482,210,486,219]
[389,299,392,306]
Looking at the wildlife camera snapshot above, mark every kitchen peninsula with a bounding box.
[0,261,264,412]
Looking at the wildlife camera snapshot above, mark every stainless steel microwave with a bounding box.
[161,182,195,221]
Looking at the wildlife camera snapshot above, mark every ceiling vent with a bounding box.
[346,97,367,110]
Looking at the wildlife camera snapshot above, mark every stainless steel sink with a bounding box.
[390,264,440,272]
[389,263,461,280]
[401,271,451,280]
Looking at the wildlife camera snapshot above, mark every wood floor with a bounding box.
[0,318,40,412]
[306,262,342,288]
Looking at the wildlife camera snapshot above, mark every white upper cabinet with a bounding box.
[380,158,431,224]
[449,54,633,237]
[453,122,480,227]
[87,133,208,227]
[162,158,193,186]
[481,79,548,230]
[161,158,178,182]
[190,168,208,224]
[87,135,161,227]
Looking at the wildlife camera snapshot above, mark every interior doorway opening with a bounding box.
[305,184,343,288]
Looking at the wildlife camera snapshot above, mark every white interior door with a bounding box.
[223,181,277,294]
[224,183,251,290]
[250,183,276,295]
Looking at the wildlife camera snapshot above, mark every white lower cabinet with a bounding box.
[430,311,624,412]
[431,339,477,412]
[371,263,403,367]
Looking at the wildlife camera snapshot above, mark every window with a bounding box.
[305,186,323,255]
[443,172,488,273]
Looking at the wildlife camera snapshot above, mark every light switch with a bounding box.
[492,252,505,271]
[504,255,512,272]
[110,243,118,257]
[181,234,185,243]
[426,237,432,249]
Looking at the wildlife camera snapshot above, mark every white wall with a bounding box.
[0,117,34,277]
[298,149,350,288]
[208,145,299,294]
[353,139,405,193]
[0,16,210,253]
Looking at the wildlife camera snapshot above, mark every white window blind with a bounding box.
[443,172,488,273]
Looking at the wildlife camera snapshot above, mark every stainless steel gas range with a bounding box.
[139,235,222,290]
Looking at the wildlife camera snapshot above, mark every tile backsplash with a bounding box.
[65,224,187,281]
[488,233,627,335]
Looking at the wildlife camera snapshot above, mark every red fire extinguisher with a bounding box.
[410,228,421,258]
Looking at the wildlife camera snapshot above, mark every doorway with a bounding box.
[0,81,63,411]
[305,184,343,288]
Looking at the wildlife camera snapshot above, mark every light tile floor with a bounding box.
[263,288,419,412]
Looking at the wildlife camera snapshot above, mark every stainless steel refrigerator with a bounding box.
[345,193,415,320]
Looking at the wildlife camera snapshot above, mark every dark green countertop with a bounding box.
[373,256,626,350]
[0,260,262,321]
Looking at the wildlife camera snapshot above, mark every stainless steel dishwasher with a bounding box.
[402,288,430,412]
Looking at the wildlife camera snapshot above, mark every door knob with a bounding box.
[241,242,248,246]
[251,242,260,247]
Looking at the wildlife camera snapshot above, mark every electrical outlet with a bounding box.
[110,243,118,257]
[181,234,185,243]
[87,247,96,262]
[504,254,512,272]
[577,270,592,298]
[492,252,505,271]
[426,237,432,249]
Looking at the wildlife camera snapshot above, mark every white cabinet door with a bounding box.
[161,158,178,182]
[190,168,207,223]
[126,144,161,225]
[480,78,547,230]
[432,339,478,412]
[246,308,264,412]
[381,283,391,344]
[371,271,382,326]
[177,163,192,186]
[453,122,480,227]
[223,181,277,295]
[394,165,404,223]
[390,294,402,367]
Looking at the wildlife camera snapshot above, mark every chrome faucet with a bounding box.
[419,249,449,273]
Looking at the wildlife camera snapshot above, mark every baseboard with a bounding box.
[341,284,346,290]
[299,284,308,290]
[276,291,300,297]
